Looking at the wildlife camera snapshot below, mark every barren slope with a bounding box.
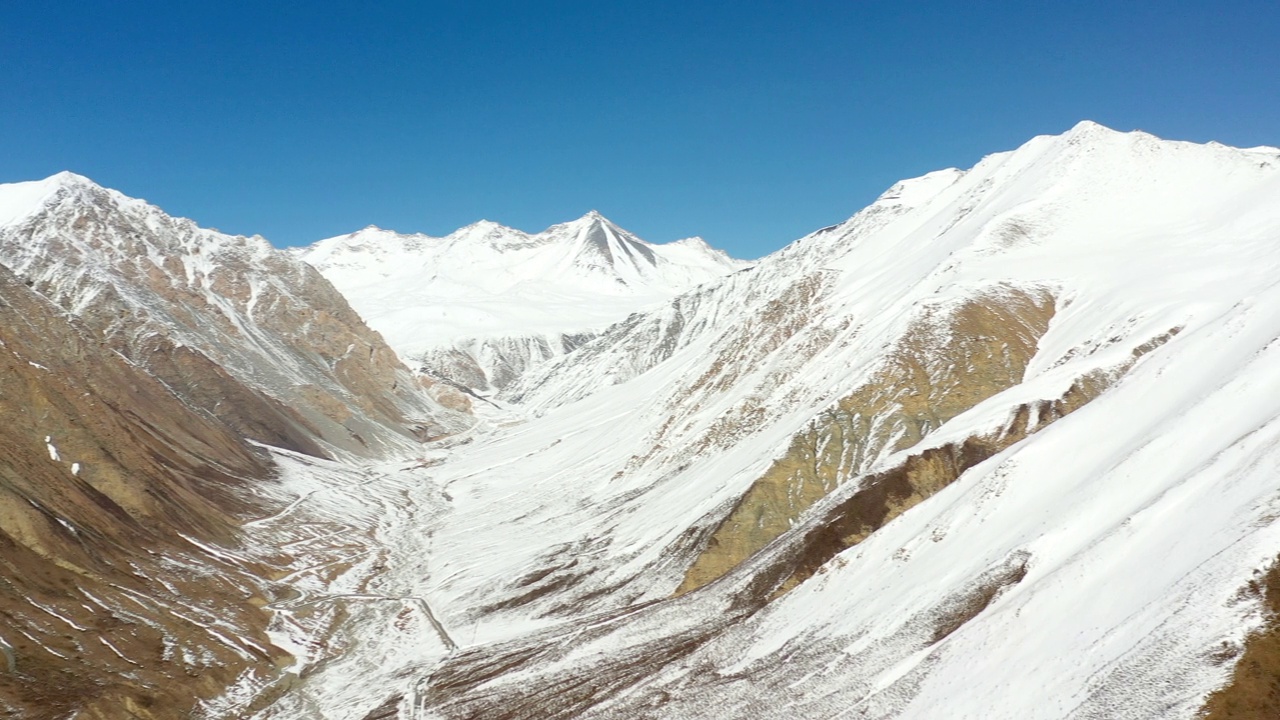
[0,262,286,718]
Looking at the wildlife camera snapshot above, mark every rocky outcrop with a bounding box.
[678,286,1057,593]
[418,330,597,395]
[1201,556,1280,719]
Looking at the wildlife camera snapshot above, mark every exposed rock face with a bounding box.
[418,330,597,396]
[1201,556,1280,718]
[0,173,472,459]
[0,263,284,718]
[678,286,1057,593]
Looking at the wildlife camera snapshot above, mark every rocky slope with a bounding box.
[298,211,748,394]
[0,261,286,719]
[0,173,473,460]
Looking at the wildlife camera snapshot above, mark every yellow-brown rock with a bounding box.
[679,286,1056,594]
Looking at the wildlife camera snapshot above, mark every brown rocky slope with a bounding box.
[0,261,288,718]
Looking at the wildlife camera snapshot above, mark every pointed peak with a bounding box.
[47,170,97,188]
[38,172,105,201]
[1068,119,1108,134]
[566,209,627,229]
[669,236,711,250]
[339,224,391,242]
[323,225,404,248]
[572,209,609,225]
[0,172,108,227]
[539,210,629,239]
[451,218,526,240]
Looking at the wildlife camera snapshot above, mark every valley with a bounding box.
[3,122,1280,719]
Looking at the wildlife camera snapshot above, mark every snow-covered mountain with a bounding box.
[231,122,1280,719]
[7,121,1280,719]
[0,173,474,459]
[298,211,749,393]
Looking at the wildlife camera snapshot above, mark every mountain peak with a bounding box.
[671,236,710,249]
[449,219,529,247]
[566,209,612,228]
[0,172,105,228]
[336,225,394,245]
[47,170,97,189]
[1066,119,1111,135]
[457,219,506,233]
[1058,119,1126,146]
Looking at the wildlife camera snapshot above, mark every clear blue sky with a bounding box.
[3,1,1278,258]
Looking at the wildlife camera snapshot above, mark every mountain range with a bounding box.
[2,121,1280,719]
[298,212,748,394]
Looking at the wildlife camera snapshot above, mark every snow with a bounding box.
[297,211,749,388]
[0,173,78,227]
[211,445,462,719]
[636,291,1280,718]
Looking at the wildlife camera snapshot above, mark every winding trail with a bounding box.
[209,449,464,719]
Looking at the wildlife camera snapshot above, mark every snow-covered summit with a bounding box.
[0,171,113,226]
[298,210,749,392]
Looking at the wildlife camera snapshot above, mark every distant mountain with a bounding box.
[297,210,749,393]
[0,173,474,459]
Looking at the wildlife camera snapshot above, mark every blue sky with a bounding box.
[3,1,1277,258]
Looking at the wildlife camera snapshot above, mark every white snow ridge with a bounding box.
[298,210,749,394]
[5,121,1280,720]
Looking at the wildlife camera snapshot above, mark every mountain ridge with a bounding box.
[378,122,1280,719]
[0,172,474,459]
[298,208,749,393]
